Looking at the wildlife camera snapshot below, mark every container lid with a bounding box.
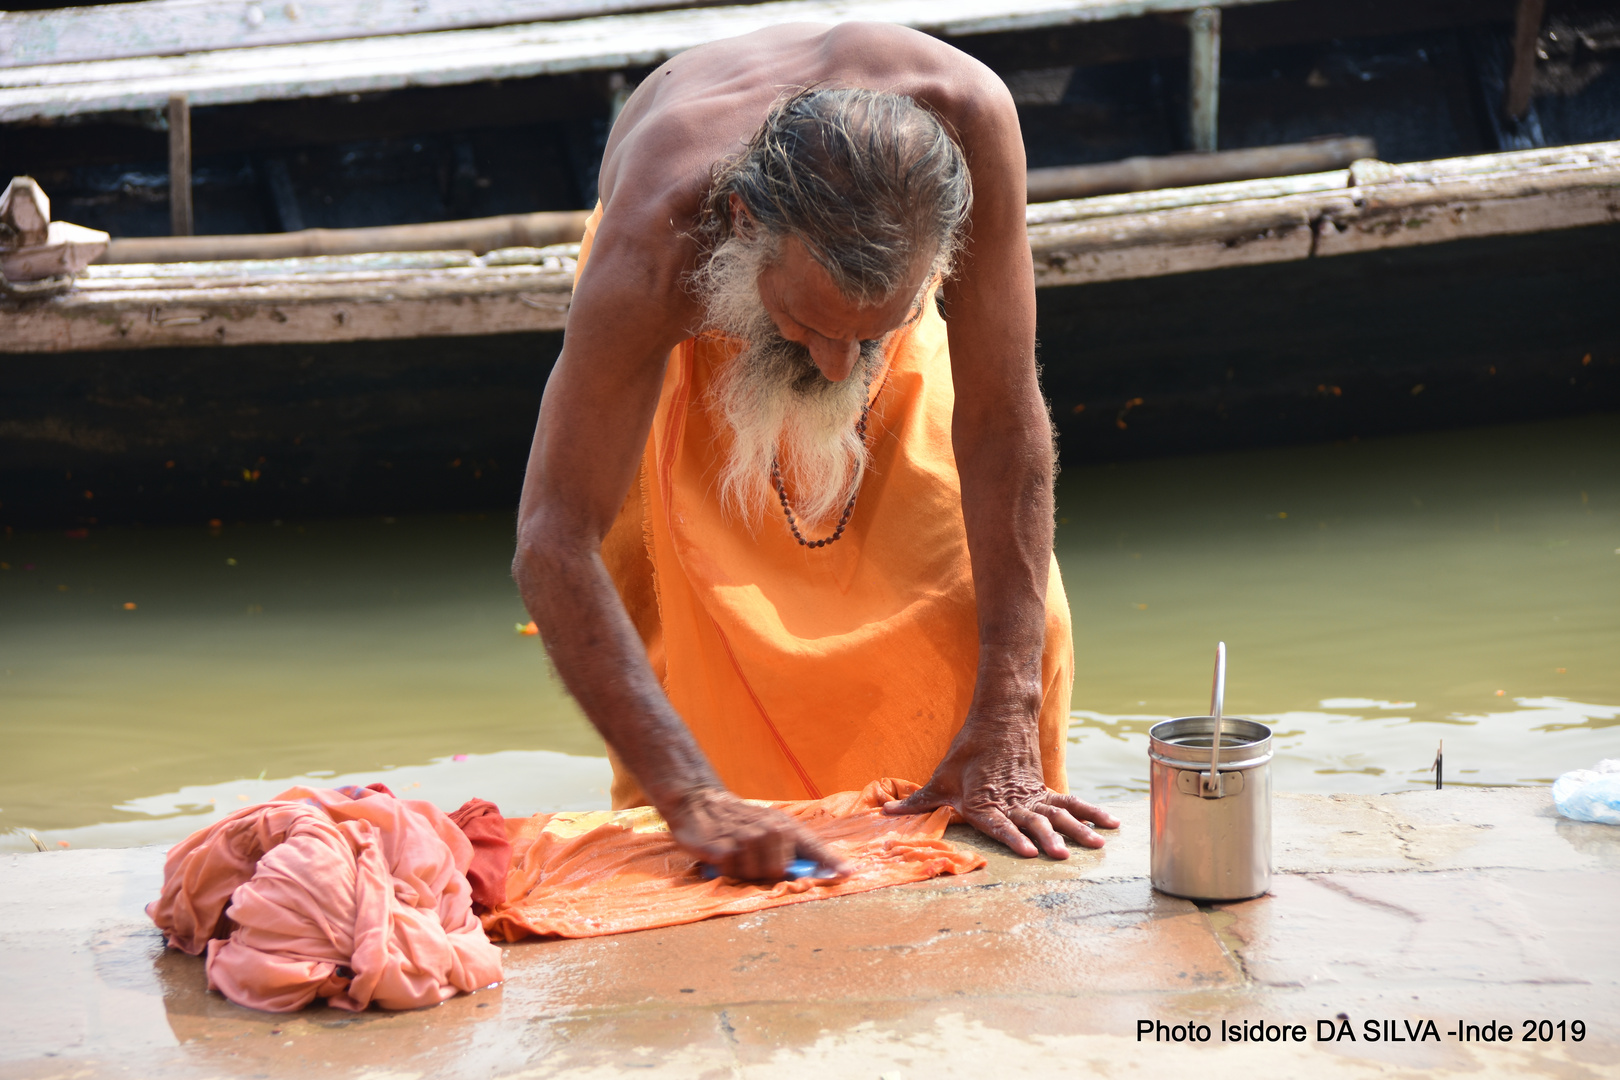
[1149,716,1273,769]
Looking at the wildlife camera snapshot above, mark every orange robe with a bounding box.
[486,779,985,941]
[578,208,1073,808]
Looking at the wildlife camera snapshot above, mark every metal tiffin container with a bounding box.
[1148,643,1274,901]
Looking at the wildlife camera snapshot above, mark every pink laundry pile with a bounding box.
[147,784,504,1012]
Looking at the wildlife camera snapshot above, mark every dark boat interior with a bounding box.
[3,0,1618,527]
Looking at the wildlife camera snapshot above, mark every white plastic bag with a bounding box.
[1552,759,1620,825]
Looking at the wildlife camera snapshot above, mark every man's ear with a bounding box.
[728,193,756,238]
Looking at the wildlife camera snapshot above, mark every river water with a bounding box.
[3,415,1617,852]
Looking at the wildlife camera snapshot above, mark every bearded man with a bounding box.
[514,21,1119,881]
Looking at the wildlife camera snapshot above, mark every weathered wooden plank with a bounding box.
[1352,162,1620,211]
[2,290,572,350]
[6,143,1617,352]
[1316,185,1620,257]
[0,0,1288,70]
[1186,5,1219,152]
[1026,140,1620,227]
[1028,189,1337,285]
[0,0,1290,121]
[0,0,720,69]
[167,93,192,236]
[4,253,577,349]
[1025,169,1349,224]
[1359,141,1620,183]
[1030,191,1341,254]
[1032,157,1620,284]
[1503,0,1547,121]
[1031,225,1314,287]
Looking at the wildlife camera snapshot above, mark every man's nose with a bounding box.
[809,336,860,382]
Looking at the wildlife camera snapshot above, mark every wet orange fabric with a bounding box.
[148,785,503,1012]
[483,778,985,940]
[578,206,1074,808]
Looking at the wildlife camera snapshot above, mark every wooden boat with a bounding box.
[4,139,1617,352]
[1,0,1617,526]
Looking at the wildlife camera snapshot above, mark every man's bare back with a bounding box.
[514,24,1119,881]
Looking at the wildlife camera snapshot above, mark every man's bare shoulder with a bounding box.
[600,22,1013,204]
[585,22,1019,304]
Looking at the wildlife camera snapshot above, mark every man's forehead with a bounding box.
[766,235,929,341]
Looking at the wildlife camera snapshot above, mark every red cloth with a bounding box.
[446,798,512,913]
[147,785,502,1012]
[483,778,985,941]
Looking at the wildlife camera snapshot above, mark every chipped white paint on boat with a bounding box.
[5,142,1618,352]
[1024,171,1352,225]
[0,0,716,68]
[0,0,1291,70]
[0,0,1289,120]
[1029,146,1620,286]
[1025,142,1620,225]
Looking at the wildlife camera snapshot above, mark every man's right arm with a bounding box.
[511,209,849,881]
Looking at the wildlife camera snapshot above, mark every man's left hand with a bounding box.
[879,718,1120,858]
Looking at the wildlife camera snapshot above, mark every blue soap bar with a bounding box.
[700,858,822,881]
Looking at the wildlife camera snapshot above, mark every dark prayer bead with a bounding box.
[770,368,878,549]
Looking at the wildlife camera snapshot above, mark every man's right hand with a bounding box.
[667,788,852,882]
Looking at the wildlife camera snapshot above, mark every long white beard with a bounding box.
[695,234,883,529]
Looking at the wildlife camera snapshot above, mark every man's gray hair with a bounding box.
[698,87,973,302]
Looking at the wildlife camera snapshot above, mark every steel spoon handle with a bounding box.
[1206,641,1227,793]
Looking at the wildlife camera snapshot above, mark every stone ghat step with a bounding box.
[2,786,1616,1079]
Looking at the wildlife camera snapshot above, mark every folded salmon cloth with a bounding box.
[483,778,985,940]
[148,784,503,1012]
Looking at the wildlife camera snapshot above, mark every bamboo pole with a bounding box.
[105,139,1374,265]
[1025,137,1375,203]
[100,208,595,263]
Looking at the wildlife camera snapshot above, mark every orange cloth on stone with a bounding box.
[578,205,1074,807]
[483,778,984,940]
[147,786,503,1013]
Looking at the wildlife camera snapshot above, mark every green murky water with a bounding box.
[3,415,1617,852]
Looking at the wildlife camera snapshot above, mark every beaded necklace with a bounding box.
[769,370,874,549]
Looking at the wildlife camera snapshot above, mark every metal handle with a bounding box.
[1203,642,1226,795]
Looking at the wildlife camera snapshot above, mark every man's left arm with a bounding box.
[883,72,1119,856]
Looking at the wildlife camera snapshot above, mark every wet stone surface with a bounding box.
[2,788,1617,1079]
